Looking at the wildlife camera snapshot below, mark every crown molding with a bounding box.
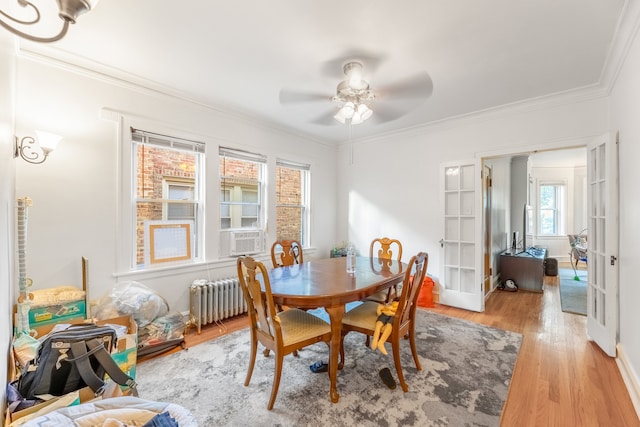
[349,83,608,147]
[15,44,336,150]
[600,0,640,95]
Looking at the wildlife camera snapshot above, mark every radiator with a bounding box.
[190,278,248,334]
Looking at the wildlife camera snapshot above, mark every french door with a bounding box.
[439,159,484,312]
[586,134,619,357]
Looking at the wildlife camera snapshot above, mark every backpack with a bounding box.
[16,324,137,399]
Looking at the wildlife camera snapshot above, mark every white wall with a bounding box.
[337,98,609,289]
[0,34,16,415]
[13,57,338,313]
[510,156,528,249]
[609,14,640,408]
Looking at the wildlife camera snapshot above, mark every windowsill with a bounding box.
[114,246,318,281]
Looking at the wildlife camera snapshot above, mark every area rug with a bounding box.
[136,310,522,426]
[559,268,587,316]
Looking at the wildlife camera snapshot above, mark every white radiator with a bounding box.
[190,278,248,334]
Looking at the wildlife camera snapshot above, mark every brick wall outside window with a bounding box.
[136,145,196,265]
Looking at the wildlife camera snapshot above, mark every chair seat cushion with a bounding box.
[342,301,380,330]
[365,289,391,303]
[278,308,331,346]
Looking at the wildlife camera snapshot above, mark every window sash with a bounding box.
[132,128,205,153]
[275,160,310,245]
[538,183,564,235]
[219,147,265,230]
[131,128,204,268]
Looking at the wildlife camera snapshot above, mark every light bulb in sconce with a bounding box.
[14,131,63,164]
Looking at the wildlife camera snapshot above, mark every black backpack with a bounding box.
[16,324,137,399]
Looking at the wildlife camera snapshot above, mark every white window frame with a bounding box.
[538,181,566,236]
[163,178,196,221]
[275,159,311,246]
[130,128,205,270]
[219,147,266,231]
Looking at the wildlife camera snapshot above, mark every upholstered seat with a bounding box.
[340,252,428,392]
[237,256,331,410]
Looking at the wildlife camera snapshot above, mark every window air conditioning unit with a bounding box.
[220,229,264,257]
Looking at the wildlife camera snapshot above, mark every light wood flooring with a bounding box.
[151,268,639,426]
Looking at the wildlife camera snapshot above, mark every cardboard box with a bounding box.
[98,315,138,389]
[8,386,95,426]
[8,383,126,426]
[28,299,87,327]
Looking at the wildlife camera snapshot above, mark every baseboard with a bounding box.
[616,343,640,420]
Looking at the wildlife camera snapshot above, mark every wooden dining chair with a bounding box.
[271,239,303,268]
[237,256,331,410]
[339,252,428,392]
[366,237,403,303]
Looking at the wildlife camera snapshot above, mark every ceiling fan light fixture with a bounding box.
[333,109,347,124]
[358,104,373,121]
[342,102,355,119]
[351,111,363,125]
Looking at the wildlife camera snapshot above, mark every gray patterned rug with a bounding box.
[136,310,522,426]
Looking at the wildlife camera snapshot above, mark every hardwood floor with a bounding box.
[429,272,639,426]
[157,269,639,426]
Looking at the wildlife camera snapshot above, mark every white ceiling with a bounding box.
[529,148,587,167]
[12,0,629,144]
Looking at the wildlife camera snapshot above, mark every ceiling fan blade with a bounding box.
[279,89,330,105]
[370,103,411,124]
[311,110,339,126]
[376,72,434,101]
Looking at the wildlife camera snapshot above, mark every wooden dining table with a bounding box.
[266,256,406,403]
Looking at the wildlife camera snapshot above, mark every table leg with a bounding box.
[325,305,345,403]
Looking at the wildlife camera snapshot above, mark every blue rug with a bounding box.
[307,301,362,322]
[559,268,587,316]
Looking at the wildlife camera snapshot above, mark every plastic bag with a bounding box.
[138,312,185,346]
[93,281,169,327]
[12,332,40,368]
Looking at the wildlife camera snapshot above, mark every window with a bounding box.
[164,179,195,221]
[131,129,204,268]
[219,147,266,230]
[276,159,310,245]
[538,183,565,235]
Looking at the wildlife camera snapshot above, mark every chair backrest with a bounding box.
[237,256,280,343]
[271,240,303,268]
[370,237,403,261]
[394,252,429,330]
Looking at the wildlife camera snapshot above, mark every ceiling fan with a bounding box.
[279,59,434,126]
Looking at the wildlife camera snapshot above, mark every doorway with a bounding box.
[482,146,588,294]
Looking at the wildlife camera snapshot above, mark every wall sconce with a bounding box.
[0,0,99,43]
[14,131,62,164]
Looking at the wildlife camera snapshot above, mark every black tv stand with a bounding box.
[499,247,547,292]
